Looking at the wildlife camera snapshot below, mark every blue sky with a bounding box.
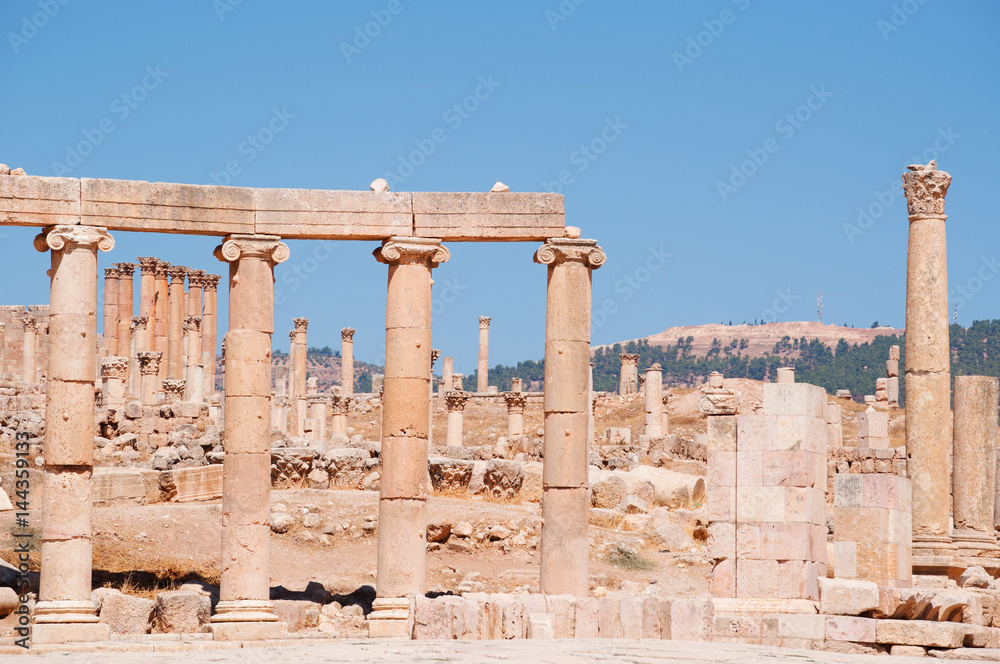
[2,1,997,371]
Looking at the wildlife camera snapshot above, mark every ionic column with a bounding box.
[331,393,351,436]
[504,391,527,441]
[952,376,1000,556]
[100,356,128,408]
[369,237,448,634]
[477,316,491,393]
[307,395,327,441]
[210,234,289,640]
[115,262,135,360]
[183,316,203,402]
[619,353,638,395]
[644,363,664,438]
[167,266,187,380]
[137,258,158,349]
[32,225,114,644]
[152,261,170,381]
[202,274,221,396]
[290,318,309,437]
[902,161,956,556]
[129,316,148,398]
[441,357,453,393]
[102,266,119,354]
[137,351,161,406]
[21,316,37,384]
[445,390,470,447]
[341,327,355,396]
[534,235,605,597]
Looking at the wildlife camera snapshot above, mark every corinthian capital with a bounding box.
[504,391,527,413]
[445,390,471,412]
[533,237,605,269]
[153,261,171,278]
[101,356,129,380]
[186,269,207,287]
[33,225,114,254]
[137,351,162,374]
[137,257,159,274]
[293,317,309,332]
[479,316,492,329]
[115,262,137,278]
[373,237,449,268]
[902,160,951,217]
[341,327,356,342]
[167,265,188,283]
[214,234,290,265]
[203,274,222,291]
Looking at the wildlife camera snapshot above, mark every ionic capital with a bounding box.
[902,160,951,218]
[533,237,605,269]
[444,390,471,412]
[214,234,289,265]
[341,327,356,342]
[479,316,492,330]
[699,390,737,416]
[137,351,162,374]
[33,225,114,254]
[100,356,129,380]
[373,237,449,268]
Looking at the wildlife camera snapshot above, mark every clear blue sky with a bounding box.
[2,1,997,371]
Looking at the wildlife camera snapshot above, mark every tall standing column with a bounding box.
[115,263,136,360]
[441,357,453,393]
[153,261,170,382]
[290,318,308,437]
[644,363,663,438]
[210,234,289,640]
[202,274,220,395]
[477,316,491,393]
[32,225,114,644]
[952,376,1000,556]
[102,266,120,355]
[534,235,605,597]
[137,257,158,349]
[187,269,205,318]
[21,316,37,384]
[368,237,448,637]
[129,316,148,399]
[183,316,203,402]
[902,161,955,556]
[341,327,355,396]
[445,390,470,447]
[167,266,187,380]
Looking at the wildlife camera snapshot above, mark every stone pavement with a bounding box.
[12,639,992,663]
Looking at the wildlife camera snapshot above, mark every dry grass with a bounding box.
[92,539,221,596]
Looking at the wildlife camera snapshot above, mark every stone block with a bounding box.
[777,613,824,640]
[255,187,411,240]
[763,383,827,419]
[597,596,621,638]
[710,558,735,598]
[170,465,223,502]
[670,596,713,642]
[834,474,864,508]
[573,597,599,638]
[736,486,785,522]
[545,595,576,638]
[819,578,879,616]
[619,595,643,639]
[763,450,819,488]
[31,622,111,644]
[825,615,877,643]
[412,191,565,242]
[99,590,155,634]
[413,596,451,640]
[875,619,967,648]
[526,612,554,639]
[207,621,287,641]
[154,590,211,633]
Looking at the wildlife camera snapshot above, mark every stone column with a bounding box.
[0,323,6,376]
[952,376,1000,556]
[441,357,453,393]
[619,353,638,395]
[369,237,448,636]
[183,316,203,402]
[100,356,128,408]
[129,316,148,399]
[902,161,955,556]
[210,234,289,640]
[511,377,523,393]
[115,262,135,360]
[587,363,595,447]
[162,379,185,404]
[202,274,220,396]
[153,261,170,382]
[776,367,795,383]
[137,351,161,406]
[429,349,440,447]
[661,393,671,436]
[167,266,187,380]
[102,266,119,354]
[32,225,114,644]
[187,269,205,318]
[137,258,158,348]
[887,345,900,408]
[307,395,327,442]
[534,236,605,597]
[341,327,355,396]
[477,316,491,393]
[445,390,470,447]
[504,391,527,441]
[644,363,663,438]
[289,318,309,437]
[21,316,37,384]
[331,393,351,437]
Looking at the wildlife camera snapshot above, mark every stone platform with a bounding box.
[913,556,1000,580]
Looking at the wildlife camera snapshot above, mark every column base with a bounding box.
[953,529,1000,557]
[33,600,101,624]
[367,597,412,639]
[32,601,108,645]
[208,600,285,641]
[210,599,280,623]
[913,534,958,557]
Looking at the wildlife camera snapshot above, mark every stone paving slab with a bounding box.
[4,639,979,662]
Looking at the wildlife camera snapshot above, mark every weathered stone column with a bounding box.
[644,363,663,438]
[137,351,161,406]
[511,377,523,393]
[32,225,114,644]
[210,234,289,640]
[290,318,308,437]
[187,269,205,318]
[341,327,355,396]
[183,316,203,402]
[307,395,327,442]
[100,356,128,408]
[369,237,448,636]
[21,316,37,384]
[534,235,605,597]
[477,316,491,392]
[887,345,900,408]
[429,349,440,447]
[153,261,170,381]
[129,316,148,399]
[115,263,135,360]
[661,392,671,436]
[619,353,638,395]
[504,391,527,441]
[102,266,119,354]
[0,323,6,375]
[331,392,351,436]
[441,357,453,394]
[167,266,187,380]
[902,161,955,556]
[952,375,1000,556]
[137,258,158,348]
[445,390,470,447]
[202,274,220,396]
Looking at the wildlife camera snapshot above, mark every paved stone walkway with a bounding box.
[15,639,991,662]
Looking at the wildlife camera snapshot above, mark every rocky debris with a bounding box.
[270,512,295,534]
[483,460,524,499]
[94,588,155,635]
[592,477,626,509]
[428,458,474,492]
[322,448,370,489]
[962,566,992,589]
[427,521,452,543]
[154,590,211,633]
[453,521,474,538]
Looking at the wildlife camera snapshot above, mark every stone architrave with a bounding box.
[129,316,148,398]
[477,316,491,393]
[370,236,448,628]
[644,363,663,438]
[619,353,639,395]
[166,266,187,380]
[115,262,136,361]
[32,225,114,644]
[341,327,355,396]
[504,391,527,441]
[21,316,37,384]
[445,390,471,447]
[534,236,605,597]
[202,274,220,396]
[152,261,170,381]
[901,161,955,556]
[136,257,158,348]
[330,393,352,435]
[100,356,129,407]
[137,351,162,406]
[210,234,289,639]
[952,376,1000,556]
[102,266,120,354]
[183,316,203,402]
